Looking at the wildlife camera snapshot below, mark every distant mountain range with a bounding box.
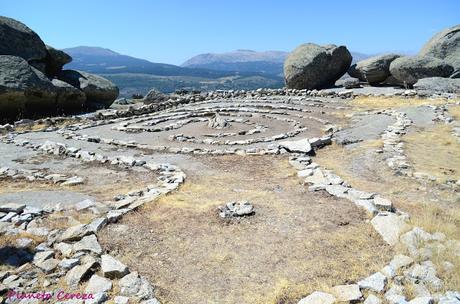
[182,49,372,76]
[62,46,371,96]
[64,46,238,78]
[182,50,288,76]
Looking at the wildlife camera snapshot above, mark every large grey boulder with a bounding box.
[414,77,460,93]
[0,55,56,118]
[52,79,86,112]
[45,45,72,77]
[389,56,454,86]
[0,16,47,71]
[419,24,460,74]
[348,54,401,84]
[142,89,167,104]
[284,43,352,89]
[58,70,119,108]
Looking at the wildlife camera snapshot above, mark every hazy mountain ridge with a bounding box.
[62,47,284,96]
[182,49,372,76]
[64,46,243,78]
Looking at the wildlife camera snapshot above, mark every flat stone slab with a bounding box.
[279,138,312,153]
[335,114,396,145]
[371,212,410,246]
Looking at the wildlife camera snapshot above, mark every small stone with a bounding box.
[114,296,130,304]
[331,284,362,302]
[101,254,129,279]
[381,265,396,278]
[364,294,382,304]
[35,258,59,274]
[140,299,161,304]
[297,291,336,304]
[59,258,80,270]
[61,176,85,186]
[358,272,387,293]
[373,196,393,211]
[15,238,33,248]
[85,274,112,294]
[54,242,73,257]
[279,138,312,154]
[87,217,107,232]
[386,294,408,304]
[408,297,434,304]
[218,201,254,218]
[410,283,431,297]
[371,212,409,246]
[85,292,108,304]
[59,224,92,242]
[75,199,95,211]
[119,272,154,300]
[33,250,54,263]
[73,234,102,254]
[390,255,414,270]
[0,203,26,213]
[65,257,97,288]
[298,169,314,177]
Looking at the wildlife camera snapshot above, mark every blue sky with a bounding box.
[2,0,459,65]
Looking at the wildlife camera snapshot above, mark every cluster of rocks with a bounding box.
[283,24,459,93]
[0,203,48,236]
[0,166,84,186]
[377,106,460,188]
[0,16,119,121]
[89,85,460,123]
[218,201,255,218]
[380,110,413,175]
[54,99,338,156]
[0,137,186,303]
[287,140,459,304]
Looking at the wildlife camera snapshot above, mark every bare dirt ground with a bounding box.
[0,158,158,202]
[99,155,392,304]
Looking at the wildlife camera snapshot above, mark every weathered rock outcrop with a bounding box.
[0,16,47,71]
[284,43,352,89]
[142,89,167,104]
[0,16,119,120]
[58,70,119,109]
[0,55,56,118]
[419,24,460,75]
[413,77,460,93]
[52,79,87,112]
[45,45,72,77]
[348,54,401,84]
[389,56,454,86]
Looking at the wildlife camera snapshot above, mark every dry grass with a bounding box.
[448,105,460,121]
[404,124,460,183]
[314,139,460,292]
[350,96,455,110]
[41,210,97,231]
[99,155,392,304]
[0,232,45,272]
[0,232,45,250]
[0,165,158,202]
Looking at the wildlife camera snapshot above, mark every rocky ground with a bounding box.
[0,87,459,304]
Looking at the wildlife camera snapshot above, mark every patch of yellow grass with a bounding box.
[404,124,460,182]
[0,232,45,249]
[449,105,460,121]
[410,203,460,243]
[350,96,454,110]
